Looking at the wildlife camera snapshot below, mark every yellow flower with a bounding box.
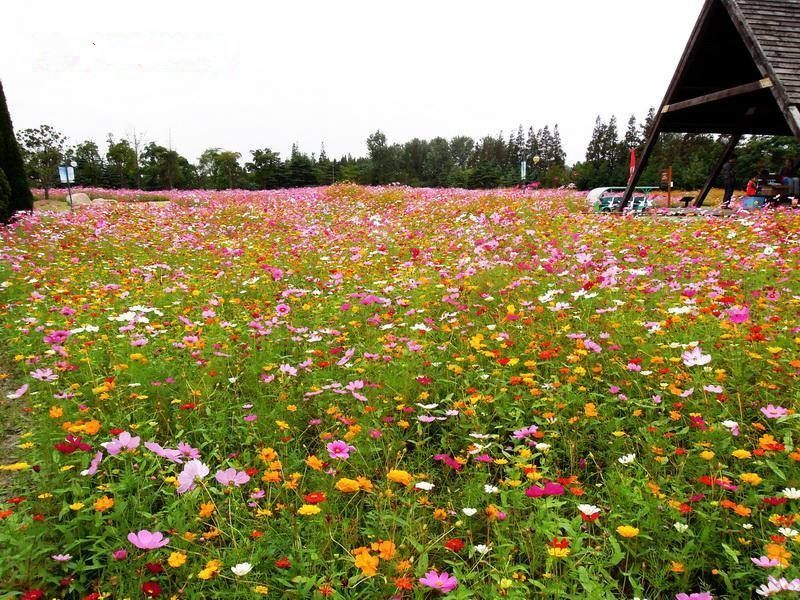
[547,547,571,558]
[739,473,763,486]
[699,450,715,461]
[387,469,412,486]
[584,403,598,418]
[732,449,752,460]
[616,525,640,538]
[49,406,64,418]
[356,476,374,491]
[93,496,114,512]
[336,478,361,493]
[766,543,792,567]
[0,462,30,471]
[253,585,269,595]
[168,551,187,568]
[69,502,84,511]
[297,504,321,516]
[197,559,222,580]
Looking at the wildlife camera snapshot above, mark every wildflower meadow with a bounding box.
[1,185,799,599]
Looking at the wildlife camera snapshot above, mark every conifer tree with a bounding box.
[0,80,34,221]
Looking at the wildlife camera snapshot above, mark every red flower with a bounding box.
[142,581,161,598]
[549,537,570,549]
[22,591,45,600]
[444,538,464,552]
[145,562,164,574]
[303,492,326,505]
[275,557,292,569]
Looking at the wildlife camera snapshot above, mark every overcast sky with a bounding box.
[2,0,705,165]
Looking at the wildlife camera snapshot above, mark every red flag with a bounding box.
[628,149,636,184]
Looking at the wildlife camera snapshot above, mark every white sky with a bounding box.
[2,0,705,165]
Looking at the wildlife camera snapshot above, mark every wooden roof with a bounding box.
[656,0,800,137]
[735,0,800,106]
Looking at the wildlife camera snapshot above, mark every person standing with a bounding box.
[719,157,737,209]
[779,158,799,198]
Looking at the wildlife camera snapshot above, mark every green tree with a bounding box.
[0,80,33,220]
[198,148,244,189]
[17,124,66,200]
[140,142,195,190]
[0,168,10,218]
[366,131,399,185]
[106,135,138,188]
[246,148,286,189]
[72,140,104,186]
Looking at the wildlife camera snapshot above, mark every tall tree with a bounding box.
[72,140,103,186]
[17,124,66,200]
[0,80,33,219]
[106,135,138,188]
[246,148,286,189]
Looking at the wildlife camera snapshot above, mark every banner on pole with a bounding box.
[58,166,75,184]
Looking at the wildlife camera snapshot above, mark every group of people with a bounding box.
[715,156,799,209]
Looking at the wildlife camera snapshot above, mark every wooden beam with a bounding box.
[620,0,717,212]
[661,78,773,114]
[694,133,741,207]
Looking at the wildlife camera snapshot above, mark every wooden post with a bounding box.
[667,166,673,208]
[694,133,741,207]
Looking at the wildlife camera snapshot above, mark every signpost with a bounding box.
[59,162,77,211]
[520,160,527,184]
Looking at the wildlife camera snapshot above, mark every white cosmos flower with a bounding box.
[474,544,491,555]
[535,443,550,452]
[462,508,477,516]
[779,528,798,538]
[577,504,601,517]
[483,485,499,494]
[414,481,435,491]
[618,453,636,465]
[674,522,689,533]
[231,562,253,576]
[783,488,800,500]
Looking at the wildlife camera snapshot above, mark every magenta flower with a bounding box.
[276,303,291,316]
[215,468,251,487]
[127,530,169,550]
[419,569,458,593]
[326,440,355,460]
[525,481,565,498]
[761,405,788,419]
[101,431,141,455]
[112,549,128,560]
[727,305,750,324]
[176,459,209,494]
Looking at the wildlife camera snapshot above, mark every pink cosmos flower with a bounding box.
[215,468,251,486]
[112,549,128,560]
[682,346,711,367]
[127,530,169,550]
[419,569,458,593]
[676,593,713,600]
[326,440,355,460]
[761,405,788,419]
[276,303,291,316]
[51,554,71,562]
[30,368,58,382]
[80,451,104,476]
[177,442,201,460]
[512,425,538,439]
[144,442,184,463]
[101,431,141,455]
[6,384,28,399]
[176,459,209,494]
[751,556,781,568]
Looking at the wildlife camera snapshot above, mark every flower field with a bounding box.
[1,185,799,599]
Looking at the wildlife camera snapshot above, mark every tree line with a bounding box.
[14,124,571,196]
[12,114,800,200]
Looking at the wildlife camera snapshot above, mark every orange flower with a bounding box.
[371,540,396,560]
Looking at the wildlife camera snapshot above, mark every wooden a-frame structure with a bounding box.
[622,0,800,209]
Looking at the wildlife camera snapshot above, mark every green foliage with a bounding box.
[17,124,66,200]
[0,167,10,217]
